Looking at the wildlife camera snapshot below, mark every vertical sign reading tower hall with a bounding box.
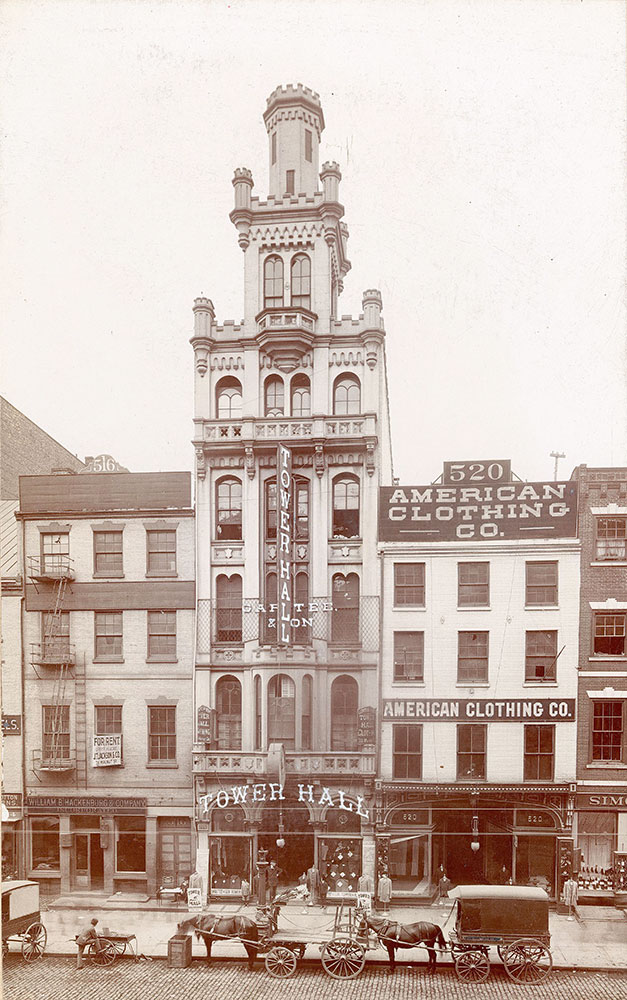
[277,444,292,644]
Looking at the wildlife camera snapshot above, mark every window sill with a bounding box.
[330,536,363,543]
[145,571,178,579]
[523,680,558,687]
[146,761,179,768]
[146,657,178,664]
[212,643,244,650]
[456,776,487,782]
[524,605,559,611]
[585,761,626,769]
[392,606,426,612]
[457,606,491,612]
[94,657,125,664]
[455,682,490,688]
[589,656,627,662]
[93,572,125,579]
[392,680,425,686]
[590,561,627,567]
[114,871,147,879]
[29,870,61,878]
[214,538,243,544]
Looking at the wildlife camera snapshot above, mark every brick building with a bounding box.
[17,469,195,897]
[190,84,393,901]
[1,397,84,498]
[571,465,627,900]
[376,462,580,901]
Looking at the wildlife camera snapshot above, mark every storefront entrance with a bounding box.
[259,802,314,886]
[71,817,104,890]
[433,807,513,886]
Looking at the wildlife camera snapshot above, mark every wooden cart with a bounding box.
[448,885,552,985]
[1,880,47,962]
[260,900,368,979]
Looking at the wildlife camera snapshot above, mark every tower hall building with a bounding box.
[191,84,393,899]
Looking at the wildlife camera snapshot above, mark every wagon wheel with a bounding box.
[22,922,47,962]
[502,938,552,985]
[265,945,298,978]
[88,939,117,966]
[454,948,490,983]
[497,945,508,962]
[320,937,366,979]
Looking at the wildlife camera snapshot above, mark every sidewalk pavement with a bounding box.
[30,896,626,972]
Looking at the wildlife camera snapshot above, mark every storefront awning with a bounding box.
[383,783,570,795]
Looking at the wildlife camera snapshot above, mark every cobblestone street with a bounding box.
[4,956,627,1000]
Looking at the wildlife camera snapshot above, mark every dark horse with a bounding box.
[358,912,446,973]
[177,914,259,969]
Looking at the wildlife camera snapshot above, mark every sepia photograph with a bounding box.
[1,1,626,997]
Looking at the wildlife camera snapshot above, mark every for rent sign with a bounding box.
[379,481,577,541]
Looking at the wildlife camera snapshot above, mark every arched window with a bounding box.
[295,571,310,644]
[290,374,311,417]
[216,477,242,540]
[264,375,284,416]
[295,477,309,539]
[264,256,284,309]
[265,480,277,539]
[262,570,277,644]
[290,254,311,310]
[332,573,360,643]
[331,676,359,751]
[216,574,242,643]
[302,675,313,750]
[215,675,242,749]
[333,374,361,415]
[332,476,360,538]
[215,376,242,420]
[268,674,295,749]
[255,675,262,750]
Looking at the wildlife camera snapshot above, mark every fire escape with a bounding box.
[29,551,78,778]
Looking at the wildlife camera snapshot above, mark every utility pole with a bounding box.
[550,450,565,480]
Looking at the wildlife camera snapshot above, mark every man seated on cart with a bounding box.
[76,917,102,968]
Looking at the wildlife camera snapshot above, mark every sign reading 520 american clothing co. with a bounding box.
[379,481,577,541]
[383,699,576,721]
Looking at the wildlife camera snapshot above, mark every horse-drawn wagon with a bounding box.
[448,884,553,984]
[1,880,47,962]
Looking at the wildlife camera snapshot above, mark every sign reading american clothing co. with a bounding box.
[383,698,576,721]
[379,480,577,541]
[26,795,147,814]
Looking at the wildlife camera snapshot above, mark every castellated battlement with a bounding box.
[251,191,324,210]
[232,167,253,182]
[266,83,322,107]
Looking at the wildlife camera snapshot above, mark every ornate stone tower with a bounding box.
[191,84,393,902]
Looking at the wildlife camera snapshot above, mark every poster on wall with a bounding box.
[92,734,122,767]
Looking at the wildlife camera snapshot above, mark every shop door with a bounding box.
[90,833,104,889]
[72,833,104,890]
[159,826,192,884]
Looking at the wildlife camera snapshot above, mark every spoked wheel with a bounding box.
[497,945,507,962]
[265,946,298,978]
[503,938,552,985]
[454,948,490,983]
[88,939,117,966]
[22,922,47,962]
[320,937,366,980]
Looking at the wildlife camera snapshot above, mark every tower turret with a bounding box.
[263,83,324,198]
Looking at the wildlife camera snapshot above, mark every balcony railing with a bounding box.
[192,749,376,776]
[31,641,76,667]
[32,748,76,773]
[200,414,376,444]
[257,309,315,334]
[196,596,379,654]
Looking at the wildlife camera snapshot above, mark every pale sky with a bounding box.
[1,0,625,485]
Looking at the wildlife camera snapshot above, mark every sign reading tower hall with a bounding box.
[379,480,578,541]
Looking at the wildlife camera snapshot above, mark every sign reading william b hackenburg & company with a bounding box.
[379,479,578,541]
[277,443,292,644]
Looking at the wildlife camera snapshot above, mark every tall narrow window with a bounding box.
[393,725,423,779]
[333,374,361,415]
[146,530,176,576]
[457,631,489,683]
[393,632,424,682]
[41,610,70,662]
[295,478,309,538]
[525,630,558,681]
[393,563,425,606]
[596,517,627,561]
[271,132,277,165]
[265,481,277,539]
[290,254,311,310]
[147,611,176,661]
[524,725,555,780]
[262,571,277,644]
[332,476,360,538]
[294,571,310,643]
[304,129,312,162]
[331,573,360,643]
[41,532,70,575]
[331,675,358,751]
[525,561,558,606]
[93,531,123,576]
[302,675,313,750]
[457,724,487,779]
[268,674,295,749]
[264,375,284,416]
[95,705,122,735]
[255,675,262,750]
[290,374,311,416]
[591,701,624,761]
[148,707,176,761]
[216,676,242,750]
[42,705,71,763]
[594,614,626,656]
[285,170,295,195]
[216,377,242,420]
[95,612,123,660]
[216,574,243,643]
[264,256,284,308]
[458,563,489,607]
[216,477,242,540]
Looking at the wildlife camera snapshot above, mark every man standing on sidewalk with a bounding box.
[76,917,100,968]
[563,874,582,922]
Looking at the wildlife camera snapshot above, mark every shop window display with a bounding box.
[31,816,60,870]
[318,838,361,895]
[210,806,250,893]
[116,816,146,873]
[515,835,554,895]
[577,812,616,890]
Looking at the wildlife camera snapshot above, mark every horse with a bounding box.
[177,914,259,969]
[357,912,447,973]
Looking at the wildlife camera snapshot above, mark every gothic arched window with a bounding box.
[333,374,361,415]
[268,674,296,749]
[264,375,284,416]
[331,675,359,751]
[290,374,311,417]
[290,254,311,310]
[331,573,360,643]
[216,477,242,540]
[216,574,242,643]
[215,675,242,749]
[264,255,284,309]
[332,475,360,539]
[216,377,242,420]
